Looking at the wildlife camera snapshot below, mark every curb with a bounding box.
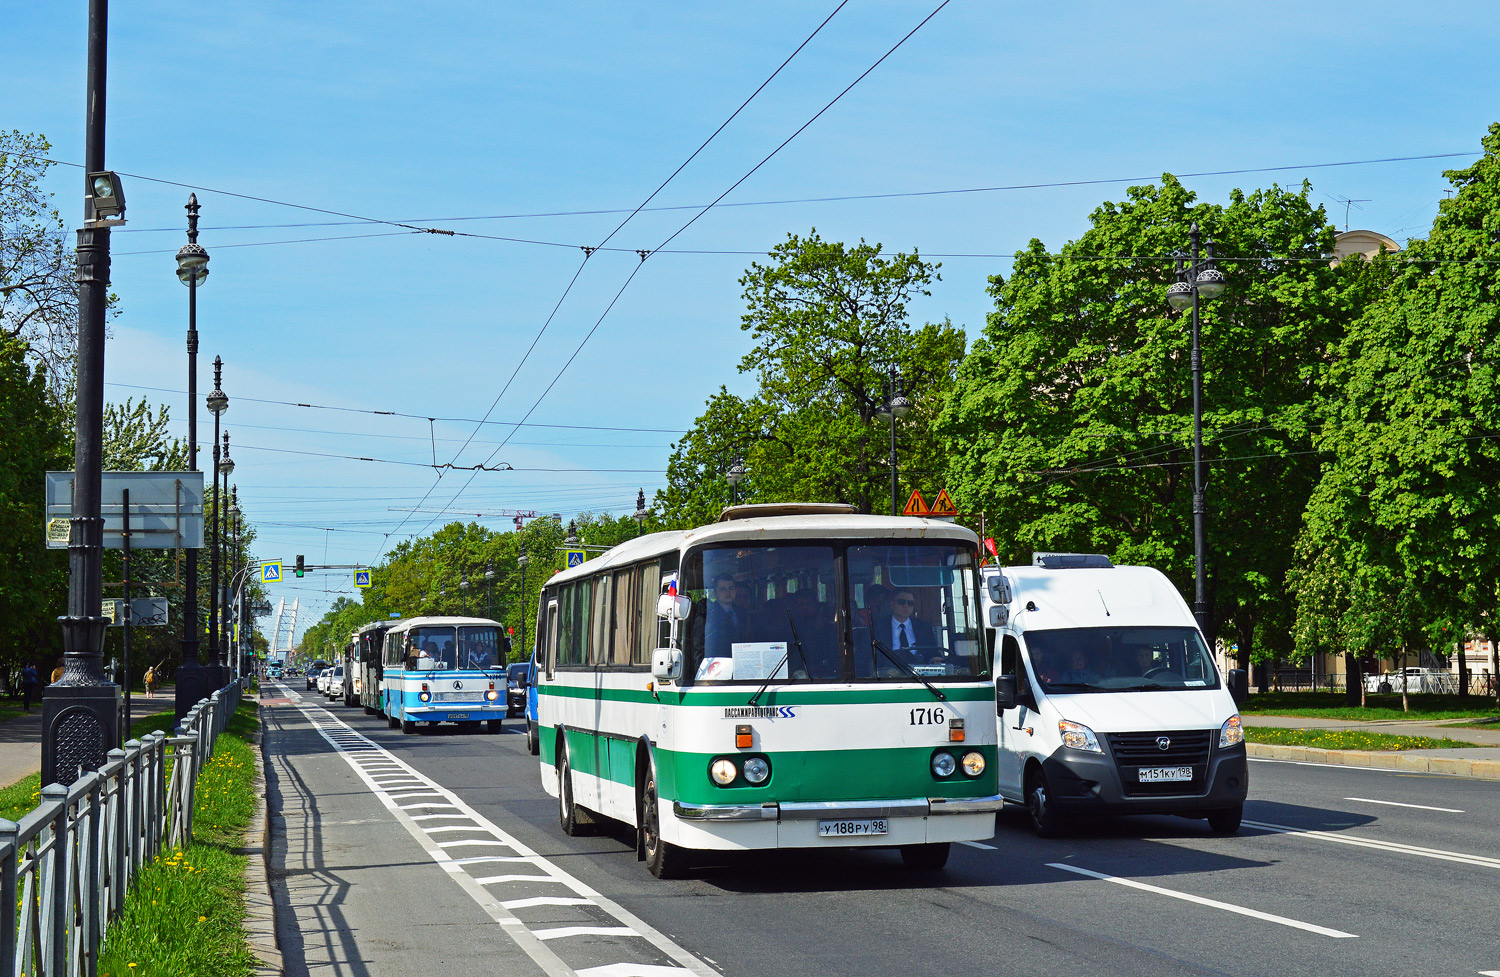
[241,705,284,975]
[1247,742,1500,781]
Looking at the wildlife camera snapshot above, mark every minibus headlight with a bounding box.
[710,758,739,786]
[961,751,986,777]
[931,752,957,778]
[1059,720,1102,753]
[742,757,770,784]
[1219,714,1244,748]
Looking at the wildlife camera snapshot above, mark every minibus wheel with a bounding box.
[557,742,595,836]
[1207,805,1243,835]
[899,843,950,871]
[642,761,689,879]
[1025,766,1068,837]
[526,719,539,755]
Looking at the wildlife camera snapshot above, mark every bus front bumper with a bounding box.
[673,795,1004,822]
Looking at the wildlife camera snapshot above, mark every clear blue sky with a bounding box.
[7,1,1498,636]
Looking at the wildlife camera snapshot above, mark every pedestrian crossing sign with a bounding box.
[354,570,372,588]
[262,562,283,583]
[566,550,587,568]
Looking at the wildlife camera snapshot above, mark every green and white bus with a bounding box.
[534,503,1001,878]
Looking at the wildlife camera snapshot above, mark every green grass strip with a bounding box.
[0,709,182,821]
[99,699,261,977]
[1245,726,1481,751]
[1240,691,1499,721]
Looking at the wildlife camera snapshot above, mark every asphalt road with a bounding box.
[264,685,1500,977]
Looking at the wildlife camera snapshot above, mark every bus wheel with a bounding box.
[526,719,539,756]
[641,763,690,879]
[557,744,594,836]
[486,719,502,734]
[900,843,950,872]
[363,705,375,716]
[401,717,417,734]
[387,710,399,729]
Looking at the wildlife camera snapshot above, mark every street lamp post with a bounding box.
[175,193,210,720]
[460,574,470,616]
[484,562,495,619]
[874,365,911,516]
[217,433,235,679]
[633,489,648,536]
[517,551,531,661]
[726,461,747,506]
[1165,221,1226,641]
[229,488,241,677]
[42,0,125,786]
[207,360,228,685]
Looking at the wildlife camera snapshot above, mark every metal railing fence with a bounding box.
[0,679,243,977]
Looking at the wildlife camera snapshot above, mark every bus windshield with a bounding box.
[682,541,986,683]
[1023,626,1219,694]
[405,625,501,670]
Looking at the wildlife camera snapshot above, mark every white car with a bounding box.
[1365,667,1456,694]
[316,667,333,695]
[327,666,345,699]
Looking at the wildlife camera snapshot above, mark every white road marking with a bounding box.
[1344,797,1464,813]
[278,684,717,977]
[958,840,997,850]
[1244,820,1500,870]
[1047,863,1357,939]
[1249,757,1452,777]
[476,874,564,885]
[535,926,639,941]
[1479,971,1500,976]
[424,825,484,834]
[410,814,473,822]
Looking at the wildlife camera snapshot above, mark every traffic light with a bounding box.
[295,555,305,578]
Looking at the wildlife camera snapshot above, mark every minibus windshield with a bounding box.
[681,541,987,683]
[1023,626,1219,693]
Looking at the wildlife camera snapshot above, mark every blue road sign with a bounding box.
[566,550,587,568]
[354,570,372,588]
[262,562,283,583]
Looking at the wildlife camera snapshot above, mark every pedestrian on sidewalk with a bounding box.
[144,663,159,698]
[19,663,38,712]
[50,658,63,685]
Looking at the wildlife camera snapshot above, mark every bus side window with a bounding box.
[612,568,635,665]
[544,601,559,679]
[590,574,611,665]
[635,562,660,664]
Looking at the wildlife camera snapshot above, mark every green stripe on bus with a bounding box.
[544,724,996,806]
[537,684,994,706]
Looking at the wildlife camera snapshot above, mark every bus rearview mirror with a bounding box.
[651,647,682,683]
[657,593,692,621]
[988,605,1008,628]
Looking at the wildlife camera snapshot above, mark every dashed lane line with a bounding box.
[275,684,717,977]
[1343,797,1465,813]
[1047,863,1358,939]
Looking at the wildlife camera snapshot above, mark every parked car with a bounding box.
[327,665,345,699]
[1365,667,1457,694]
[306,661,330,690]
[506,662,529,717]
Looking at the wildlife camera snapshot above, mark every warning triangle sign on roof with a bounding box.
[902,489,930,516]
[929,489,959,517]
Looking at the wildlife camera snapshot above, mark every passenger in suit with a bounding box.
[704,574,748,659]
[881,589,938,664]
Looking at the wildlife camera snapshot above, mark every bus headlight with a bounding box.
[1059,720,1102,753]
[486,690,498,701]
[1219,714,1244,748]
[961,751,986,777]
[742,757,770,785]
[931,752,957,778]
[710,758,738,786]
[419,692,430,702]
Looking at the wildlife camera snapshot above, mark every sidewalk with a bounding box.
[1245,711,1500,780]
[0,686,176,789]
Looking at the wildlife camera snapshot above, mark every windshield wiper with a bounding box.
[868,636,946,702]
[748,610,812,706]
[1043,682,1099,692]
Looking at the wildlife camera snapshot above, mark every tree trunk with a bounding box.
[1400,645,1409,714]
[1457,636,1469,698]
[1489,631,1500,705]
[1345,651,1361,706]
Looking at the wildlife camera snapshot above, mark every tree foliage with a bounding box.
[1293,123,1500,687]
[658,232,965,524]
[938,177,1376,660]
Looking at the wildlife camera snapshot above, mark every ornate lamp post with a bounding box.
[206,360,228,683]
[516,551,531,660]
[174,194,210,720]
[633,488,648,536]
[228,489,241,678]
[874,365,911,516]
[1165,222,1226,639]
[484,561,496,619]
[460,574,470,616]
[726,460,747,506]
[42,0,125,786]
[217,433,235,678]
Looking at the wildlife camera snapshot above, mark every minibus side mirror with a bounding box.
[657,594,692,621]
[985,575,1010,605]
[651,647,683,683]
[996,674,1017,712]
[1227,668,1249,707]
[988,605,1008,628]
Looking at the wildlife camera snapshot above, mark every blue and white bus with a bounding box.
[380,616,508,734]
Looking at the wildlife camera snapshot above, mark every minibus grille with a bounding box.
[1106,730,1213,796]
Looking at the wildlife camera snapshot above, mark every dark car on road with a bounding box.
[305,660,330,690]
[506,661,529,717]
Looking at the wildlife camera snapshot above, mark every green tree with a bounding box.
[1294,123,1500,703]
[0,336,70,674]
[659,232,965,522]
[939,177,1375,667]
